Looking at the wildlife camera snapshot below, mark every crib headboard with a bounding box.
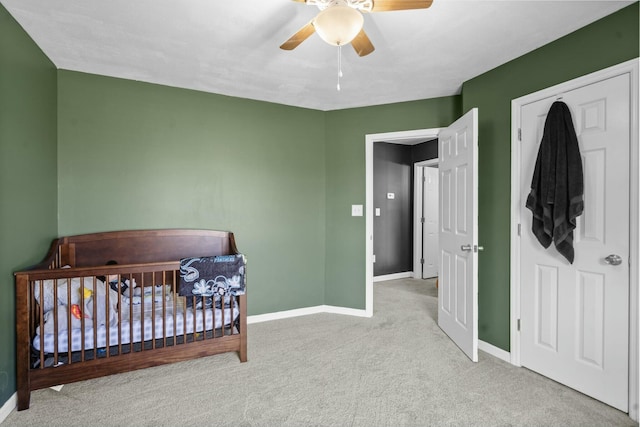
[32,229,239,269]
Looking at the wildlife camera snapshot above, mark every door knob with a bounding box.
[461,244,484,252]
[604,254,623,266]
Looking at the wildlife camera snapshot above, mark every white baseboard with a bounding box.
[373,272,413,282]
[248,305,370,324]
[321,305,370,318]
[0,392,16,424]
[479,340,511,363]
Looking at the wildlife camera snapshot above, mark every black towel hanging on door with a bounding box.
[525,101,584,264]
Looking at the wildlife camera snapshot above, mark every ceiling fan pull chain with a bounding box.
[337,44,343,91]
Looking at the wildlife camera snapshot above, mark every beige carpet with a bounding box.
[3,278,635,427]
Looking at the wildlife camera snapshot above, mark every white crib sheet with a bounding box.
[33,302,239,353]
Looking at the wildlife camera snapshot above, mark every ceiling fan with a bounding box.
[280,0,434,57]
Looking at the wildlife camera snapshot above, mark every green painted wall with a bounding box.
[462,2,639,351]
[57,71,327,315]
[0,4,57,408]
[324,97,462,308]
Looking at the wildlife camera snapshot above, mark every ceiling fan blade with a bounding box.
[280,21,316,50]
[371,0,433,12]
[351,29,375,57]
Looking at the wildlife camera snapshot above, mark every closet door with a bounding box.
[519,73,630,411]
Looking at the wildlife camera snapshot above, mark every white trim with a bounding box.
[629,57,640,422]
[365,128,442,318]
[479,340,511,364]
[373,272,413,282]
[0,392,16,424]
[247,305,370,324]
[510,58,639,420]
[510,95,523,368]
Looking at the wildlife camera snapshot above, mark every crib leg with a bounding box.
[15,275,31,410]
[238,294,247,362]
[239,337,247,363]
[17,389,30,411]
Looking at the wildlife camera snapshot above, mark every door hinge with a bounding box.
[518,128,522,141]
[517,223,521,236]
[420,258,425,264]
[517,318,521,331]
[421,217,425,223]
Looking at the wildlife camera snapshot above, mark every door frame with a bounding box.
[510,58,639,419]
[365,128,441,316]
[414,158,440,278]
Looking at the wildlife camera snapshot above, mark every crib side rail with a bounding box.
[14,262,181,410]
[21,261,181,280]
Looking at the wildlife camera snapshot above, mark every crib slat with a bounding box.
[129,274,134,354]
[192,296,197,342]
[161,271,167,348]
[140,273,146,352]
[78,278,84,362]
[52,280,58,366]
[184,296,190,344]
[213,295,217,339]
[91,277,98,359]
[116,274,123,356]
[171,271,177,347]
[150,272,155,349]
[201,297,206,341]
[104,275,111,358]
[65,277,72,364]
[37,281,45,369]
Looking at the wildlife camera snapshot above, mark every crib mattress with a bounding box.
[33,303,239,354]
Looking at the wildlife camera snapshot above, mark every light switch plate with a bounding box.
[351,204,363,216]
[375,208,381,216]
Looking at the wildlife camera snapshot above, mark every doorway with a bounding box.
[366,109,480,363]
[365,128,441,316]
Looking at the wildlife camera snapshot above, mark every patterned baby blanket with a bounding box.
[179,254,246,309]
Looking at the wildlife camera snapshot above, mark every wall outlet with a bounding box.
[387,192,395,199]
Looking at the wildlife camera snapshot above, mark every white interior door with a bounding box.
[438,108,479,362]
[519,73,630,411]
[423,166,439,278]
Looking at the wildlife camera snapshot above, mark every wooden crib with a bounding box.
[14,229,247,410]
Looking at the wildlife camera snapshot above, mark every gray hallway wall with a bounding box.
[373,139,438,276]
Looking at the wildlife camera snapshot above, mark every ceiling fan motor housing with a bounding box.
[314,5,364,46]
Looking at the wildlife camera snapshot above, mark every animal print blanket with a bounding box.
[178,254,246,309]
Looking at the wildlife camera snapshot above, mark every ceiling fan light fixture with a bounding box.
[313,5,364,46]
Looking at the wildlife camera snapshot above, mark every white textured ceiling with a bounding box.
[1,0,634,111]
